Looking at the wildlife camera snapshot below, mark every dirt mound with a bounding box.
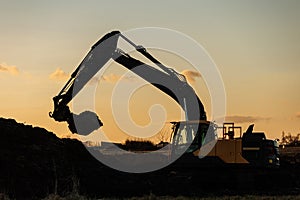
[0,117,299,199]
[0,118,106,199]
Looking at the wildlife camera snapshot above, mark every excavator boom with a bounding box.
[49,31,206,135]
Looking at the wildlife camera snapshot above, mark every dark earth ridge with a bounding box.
[0,117,299,199]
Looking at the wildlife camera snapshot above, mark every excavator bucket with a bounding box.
[67,111,103,135]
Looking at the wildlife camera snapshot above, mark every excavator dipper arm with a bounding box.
[49,31,206,135]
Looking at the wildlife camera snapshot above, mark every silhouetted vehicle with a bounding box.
[170,121,280,167]
[49,31,279,168]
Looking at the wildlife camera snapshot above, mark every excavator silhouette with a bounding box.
[49,31,280,168]
[49,31,206,136]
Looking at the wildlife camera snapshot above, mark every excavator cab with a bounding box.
[170,120,217,157]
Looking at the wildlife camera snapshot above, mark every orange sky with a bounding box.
[0,1,300,142]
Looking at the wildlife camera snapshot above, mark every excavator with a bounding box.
[49,30,279,167]
[49,30,206,136]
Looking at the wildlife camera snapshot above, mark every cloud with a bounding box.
[181,70,201,83]
[49,68,69,81]
[0,63,19,75]
[48,70,137,84]
[225,115,271,123]
[48,69,136,85]
[100,73,136,83]
[100,74,121,83]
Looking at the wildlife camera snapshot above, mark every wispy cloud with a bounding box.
[100,73,136,83]
[48,69,136,84]
[100,74,122,83]
[181,70,201,83]
[225,115,271,123]
[100,71,201,84]
[295,112,300,119]
[0,63,19,76]
[49,68,69,81]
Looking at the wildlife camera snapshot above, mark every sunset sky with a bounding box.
[0,1,299,142]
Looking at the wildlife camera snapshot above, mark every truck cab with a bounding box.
[242,132,280,167]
